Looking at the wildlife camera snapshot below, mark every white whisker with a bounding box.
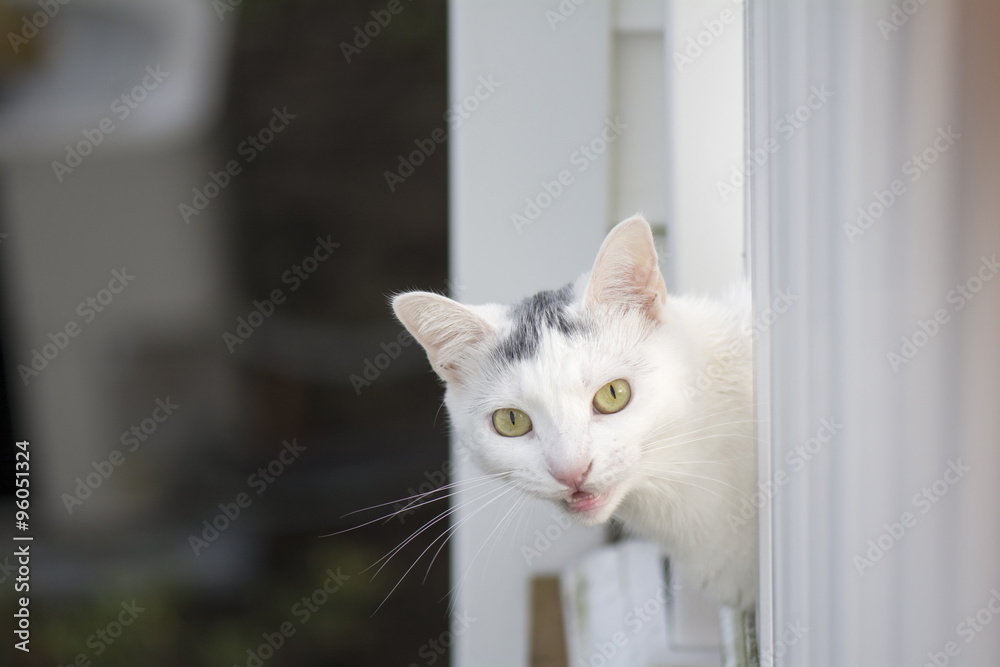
[374,482,519,616]
[644,417,759,446]
[645,405,758,439]
[321,472,512,538]
[640,465,746,496]
[367,479,512,579]
[642,430,760,455]
[638,471,743,511]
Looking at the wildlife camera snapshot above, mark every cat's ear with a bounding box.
[392,291,494,384]
[584,214,667,320]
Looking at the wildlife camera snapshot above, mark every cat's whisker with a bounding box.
[387,471,515,519]
[422,484,525,585]
[362,485,499,579]
[437,484,526,584]
[338,470,513,520]
[644,404,759,439]
[642,427,756,455]
[374,482,520,616]
[366,479,513,578]
[642,437,759,458]
[433,398,448,427]
[520,498,538,551]
[367,481,516,618]
[320,472,513,538]
[639,466,746,496]
[644,417,760,444]
[496,492,532,562]
[664,455,756,465]
[363,503,460,579]
[641,430,759,455]
[443,482,527,615]
[477,488,531,576]
[510,493,533,554]
[643,420,760,444]
[638,471,744,511]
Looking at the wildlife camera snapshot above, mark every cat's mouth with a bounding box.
[566,490,607,513]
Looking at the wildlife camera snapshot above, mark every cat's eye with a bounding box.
[593,379,631,414]
[492,408,532,437]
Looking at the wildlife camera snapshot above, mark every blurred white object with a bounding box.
[561,540,723,667]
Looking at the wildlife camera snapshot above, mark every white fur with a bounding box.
[393,216,757,609]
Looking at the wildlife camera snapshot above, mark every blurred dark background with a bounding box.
[0,0,453,664]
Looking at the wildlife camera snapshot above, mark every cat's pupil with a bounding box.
[509,410,515,425]
[609,385,616,399]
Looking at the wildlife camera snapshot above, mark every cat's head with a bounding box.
[392,216,695,525]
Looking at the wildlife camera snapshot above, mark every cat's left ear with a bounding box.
[392,291,494,385]
[584,214,668,320]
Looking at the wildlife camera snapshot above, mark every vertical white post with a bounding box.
[665,0,746,297]
[450,3,612,665]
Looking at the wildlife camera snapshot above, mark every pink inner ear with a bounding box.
[393,291,494,384]
[585,216,667,317]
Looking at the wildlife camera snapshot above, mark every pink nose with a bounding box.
[552,461,593,490]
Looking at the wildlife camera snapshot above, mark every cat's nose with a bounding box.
[552,460,593,490]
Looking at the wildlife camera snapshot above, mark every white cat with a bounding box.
[392,215,757,609]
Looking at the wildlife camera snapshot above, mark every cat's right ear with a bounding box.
[584,214,668,321]
[392,292,494,385]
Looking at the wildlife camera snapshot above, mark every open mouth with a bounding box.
[566,490,606,513]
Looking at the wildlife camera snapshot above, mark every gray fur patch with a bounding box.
[492,283,583,363]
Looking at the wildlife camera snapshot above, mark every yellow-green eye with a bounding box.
[492,408,532,437]
[593,379,631,414]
